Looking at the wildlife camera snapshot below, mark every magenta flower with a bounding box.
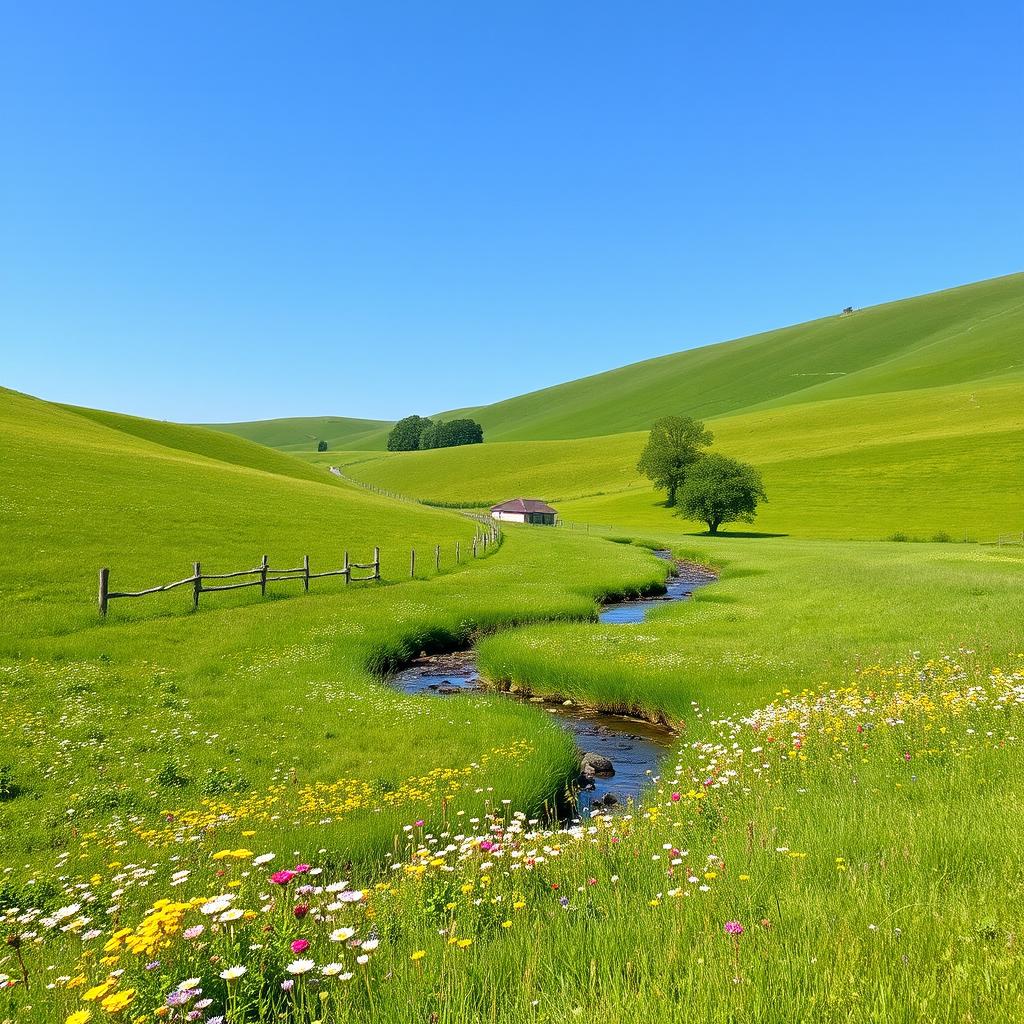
[293,864,311,874]
[291,939,310,954]
[270,870,295,885]
[724,921,744,935]
[670,793,681,802]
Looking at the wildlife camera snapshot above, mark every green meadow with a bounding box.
[235,275,1024,540]
[2,273,1024,1022]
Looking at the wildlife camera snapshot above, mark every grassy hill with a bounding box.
[442,272,1024,441]
[0,388,483,638]
[199,413,393,452]
[330,376,1024,538]
[211,272,1023,451]
[0,383,667,868]
[205,273,1024,539]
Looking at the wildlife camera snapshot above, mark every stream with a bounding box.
[391,550,716,818]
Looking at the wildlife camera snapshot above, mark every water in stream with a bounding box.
[391,551,716,817]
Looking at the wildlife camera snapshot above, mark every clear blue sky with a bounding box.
[2,1,1021,423]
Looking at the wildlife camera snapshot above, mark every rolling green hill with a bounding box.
[199,413,392,451]
[331,377,1024,538]
[0,387,480,638]
[210,272,1023,451]
[443,272,1023,442]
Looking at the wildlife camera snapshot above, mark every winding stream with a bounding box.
[391,550,716,817]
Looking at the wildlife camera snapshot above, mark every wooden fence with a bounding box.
[99,549,379,616]
[97,523,503,617]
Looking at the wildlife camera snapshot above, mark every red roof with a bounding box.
[490,498,557,514]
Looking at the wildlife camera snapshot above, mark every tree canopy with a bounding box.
[676,453,767,534]
[316,440,328,452]
[387,415,484,452]
[419,418,484,450]
[386,415,433,452]
[636,416,713,506]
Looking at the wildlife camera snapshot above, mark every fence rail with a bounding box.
[98,521,504,617]
[99,548,380,616]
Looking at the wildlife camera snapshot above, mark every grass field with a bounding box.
[327,376,1024,539]
[8,522,1023,1022]
[218,275,1024,541]
[3,273,1024,1022]
[478,533,1024,718]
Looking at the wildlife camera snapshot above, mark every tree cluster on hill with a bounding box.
[387,415,484,452]
[637,415,767,533]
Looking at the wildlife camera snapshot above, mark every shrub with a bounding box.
[0,763,21,801]
[202,766,251,796]
[156,759,191,788]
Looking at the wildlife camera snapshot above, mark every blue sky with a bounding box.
[2,1,1021,423]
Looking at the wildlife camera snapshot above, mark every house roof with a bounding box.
[490,498,557,514]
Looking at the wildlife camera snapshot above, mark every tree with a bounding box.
[387,415,433,452]
[316,440,328,452]
[636,416,713,506]
[419,418,484,450]
[439,418,484,447]
[675,453,767,534]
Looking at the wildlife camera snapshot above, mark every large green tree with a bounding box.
[676,453,767,534]
[636,416,713,506]
[386,415,433,452]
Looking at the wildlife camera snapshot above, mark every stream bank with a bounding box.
[391,550,717,817]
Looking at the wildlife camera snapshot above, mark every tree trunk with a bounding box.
[707,519,720,534]
[666,483,677,507]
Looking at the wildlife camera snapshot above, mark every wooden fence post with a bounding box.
[98,567,109,617]
[374,546,380,580]
[473,537,478,558]
[344,550,350,584]
[435,544,440,571]
[410,548,416,578]
[260,554,268,596]
[303,554,310,592]
[193,561,201,610]
[456,540,461,564]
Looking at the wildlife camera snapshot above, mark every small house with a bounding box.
[490,498,557,525]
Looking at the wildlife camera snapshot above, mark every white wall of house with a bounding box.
[491,510,527,522]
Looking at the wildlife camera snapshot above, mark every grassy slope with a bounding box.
[0,388,482,638]
[209,273,1024,452]
[199,414,393,451]
[241,273,1024,539]
[334,377,1024,538]
[417,272,1024,441]
[478,533,1024,718]
[5,388,1024,1020]
[0,386,667,869]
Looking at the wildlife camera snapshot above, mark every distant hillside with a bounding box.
[335,377,1024,539]
[446,273,1023,442]
[214,273,1023,450]
[200,415,393,452]
[0,388,472,638]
